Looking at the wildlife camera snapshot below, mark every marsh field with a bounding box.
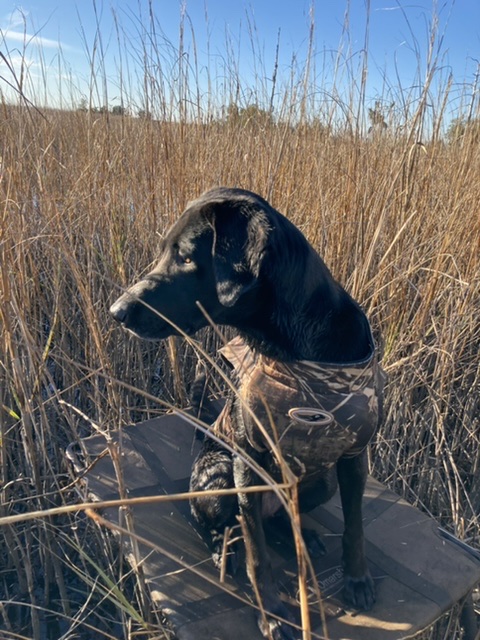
[0,8,479,640]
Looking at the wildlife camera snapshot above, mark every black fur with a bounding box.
[110,188,378,640]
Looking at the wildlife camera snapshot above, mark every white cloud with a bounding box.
[0,9,65,104]
[7,53,40,70]
[1,7,74,52]
[3,29,73,51]
[4,6,29,30]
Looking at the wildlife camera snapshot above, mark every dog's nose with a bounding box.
[109,299,127,324]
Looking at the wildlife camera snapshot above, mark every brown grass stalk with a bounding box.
[0,3,479,638]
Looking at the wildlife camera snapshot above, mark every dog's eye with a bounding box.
[174,245,193,265]
[178,253,193,265]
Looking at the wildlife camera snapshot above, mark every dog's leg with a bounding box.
[265,512,327,559]
[233,456,297,640]
[190,367,220,428]
[336,451,375,610]
[190,440,239,571]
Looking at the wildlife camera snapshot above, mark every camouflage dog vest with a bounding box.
[215,334,384,478]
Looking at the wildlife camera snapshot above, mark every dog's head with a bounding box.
[109,188,273,340]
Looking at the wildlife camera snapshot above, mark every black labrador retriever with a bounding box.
[110,187,383,640]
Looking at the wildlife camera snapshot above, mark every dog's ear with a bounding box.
[209,203,270,307]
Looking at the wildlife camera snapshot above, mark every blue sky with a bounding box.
[1,1,479,121]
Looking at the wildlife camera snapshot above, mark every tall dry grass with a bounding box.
[0,5,479,639]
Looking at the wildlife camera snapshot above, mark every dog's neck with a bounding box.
[231,228,371,363]
[235,290,371,364]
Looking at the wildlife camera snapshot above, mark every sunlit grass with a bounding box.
[0,4,479,639]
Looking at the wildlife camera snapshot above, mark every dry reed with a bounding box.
[0,4,479,639]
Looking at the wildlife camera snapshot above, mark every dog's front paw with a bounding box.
[343,571,375,611]
[257,600,297,640]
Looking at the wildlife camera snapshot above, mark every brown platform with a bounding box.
[67,411,480,640]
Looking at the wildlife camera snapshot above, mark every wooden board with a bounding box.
[67,411,480,640]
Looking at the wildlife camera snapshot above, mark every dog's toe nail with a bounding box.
[343,572,376,611]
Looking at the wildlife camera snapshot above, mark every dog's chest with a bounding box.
[217,337,383,478]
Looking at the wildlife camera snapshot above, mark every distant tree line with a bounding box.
[77,98,128,116]
[75,96,480,143]
[446,117,480,143]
